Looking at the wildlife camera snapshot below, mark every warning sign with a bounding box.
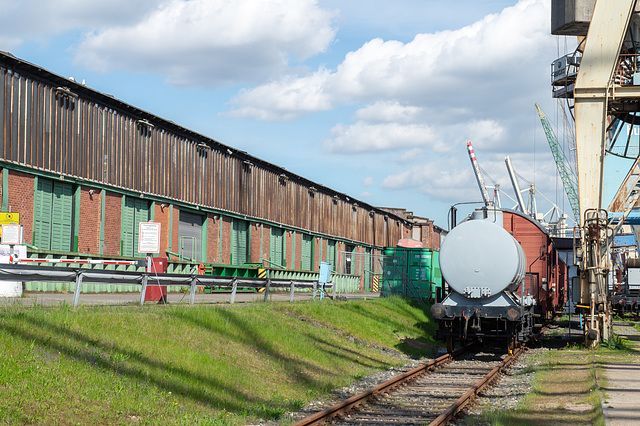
[0,212,19,238]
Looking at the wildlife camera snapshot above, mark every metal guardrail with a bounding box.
[0,264,333,308]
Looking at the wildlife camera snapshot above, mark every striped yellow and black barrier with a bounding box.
[258,268,267,292]
[372,276,379,292]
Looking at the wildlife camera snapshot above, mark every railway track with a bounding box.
[292,346,524,426]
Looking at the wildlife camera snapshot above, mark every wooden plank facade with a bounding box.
[0,52,410,270]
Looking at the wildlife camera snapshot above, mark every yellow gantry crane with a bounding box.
[552,0,640,345]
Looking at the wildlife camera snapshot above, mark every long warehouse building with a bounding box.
[0,51,441,291]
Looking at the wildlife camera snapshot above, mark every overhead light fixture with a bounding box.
[197,142,208,149]
[137,119,154,128]
[55,86,78,98]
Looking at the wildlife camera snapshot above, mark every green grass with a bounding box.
[0,296,435,425]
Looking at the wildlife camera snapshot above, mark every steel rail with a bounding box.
[429,346,525,426]
[291,346,468,426]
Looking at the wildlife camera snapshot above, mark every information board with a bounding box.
[138,222,161,254]
[1,224,23,245]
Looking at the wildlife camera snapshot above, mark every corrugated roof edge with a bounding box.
[0,50,412,224]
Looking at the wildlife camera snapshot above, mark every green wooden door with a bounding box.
[33,179,73,251]
[231,219,249,265]
[270,227,285,267]
[301,234,313,271]
[121,197,150,257]
[326,240,336,271]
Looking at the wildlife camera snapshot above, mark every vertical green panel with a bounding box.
[121,196,134,256]
[326,240,336,271]
[168,205,173,253]
[270,227,284,267]
[73,185,81,251]
[33,178,53,250]
[231,219,248,265]
[201,216,208,263]
[133,198,150,257]
[99,189,105,254]
[50,181,73,252]
[1,168,7,211]
[301,234,312,271]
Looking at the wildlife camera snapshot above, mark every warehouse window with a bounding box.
[345,244,355,274]
[33,178,74,251]
[301,233,313,271]
[231,218,249,265]
[121,196,150,257]
[178,210,204,262]
[326,240,336,271]
[270,227,285,268]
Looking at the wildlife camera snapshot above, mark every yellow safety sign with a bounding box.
[0,212,20,238]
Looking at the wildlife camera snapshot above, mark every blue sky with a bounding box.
[0,0,584,228]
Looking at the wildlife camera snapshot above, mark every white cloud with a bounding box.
[395,148,424,163]
[381,159,478,202]
[362,176,375,186]
[354,100,424,123]
[73,0,337,86]
[0,0,161,42]
[323,121,437,153]
[230,0,553,120]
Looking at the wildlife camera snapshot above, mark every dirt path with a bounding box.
[601,322,640,426]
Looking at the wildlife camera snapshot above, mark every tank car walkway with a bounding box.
[601,321,640,426]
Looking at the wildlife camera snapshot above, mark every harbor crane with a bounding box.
[535,103,580,224]
[552,0,640,346]
[466,141,493,207]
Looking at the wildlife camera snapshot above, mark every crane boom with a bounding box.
[535,103,580,224]
[466,141,492,206]
[504,156,528,215]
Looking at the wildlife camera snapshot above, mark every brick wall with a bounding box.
[170,207,180,259]
[220,216,231,264]
[78,186,101,254]
[207,213,220,263]
[261,224,271,265]
[103,191,122,256]
[7,171,35,245]
[285,230,293,269]
[155,204,171,258]
[293,232,301,270]
[249,222,262,264]
[314,237,321,271]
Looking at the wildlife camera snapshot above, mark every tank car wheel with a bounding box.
[446,336,454,353]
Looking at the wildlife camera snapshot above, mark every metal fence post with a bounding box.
[140,274,148,306]
[230,278,238,304]
[313,281,317,300]
[289,281,295,302]
[189,276,197,305]
[73,272,83,308]
[264,278,271,302]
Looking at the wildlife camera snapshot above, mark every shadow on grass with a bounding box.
[1,310,283,418]
[470,405,602,426]
[167,308,347,392]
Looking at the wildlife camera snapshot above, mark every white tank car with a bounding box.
[439,219,526,299]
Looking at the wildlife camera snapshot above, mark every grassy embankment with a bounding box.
[467,319,640,426]
[0,296,436,425]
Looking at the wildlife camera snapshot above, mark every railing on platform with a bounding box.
[0,263,333,308]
